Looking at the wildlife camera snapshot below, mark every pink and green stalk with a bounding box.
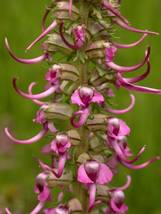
[4,0,161,213]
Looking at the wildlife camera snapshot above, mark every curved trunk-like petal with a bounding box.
[59,22,78,50]
[127,146,146,164]
[57,154,67,178]
[115,19,159,35]
[5,38,47,64]
[113,33,148,49]
[112,141,146,164]
[111,141,131,162]
[118,75,161,94]
[120,156,160,170]
[88,184,97,210]
[30,202,45,214]
[106,94,135,114]
[124,61,150,84]
[102,0,129,24]
[48,121,57,133]
[5,127,47,144]
[71,108,90,128]
[28,82,47,106]
[13,78,57,100]
[26,20,57,50]
[110,175,131,192]
[5,208,12,214]
[106,47,150,72]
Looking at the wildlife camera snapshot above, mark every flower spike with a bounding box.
[4,0,161,213]
[123,61,150,84]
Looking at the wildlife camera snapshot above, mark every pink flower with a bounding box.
[107,118,130,144]
[34,173,51,202]
[71,87,104,108]
[78,160,113,209]
[106,191,128,214]
[71,87,104,128]
[40,134,71,178]
[59,23,86,50]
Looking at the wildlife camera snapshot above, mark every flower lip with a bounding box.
[56,134,70,146]
[84,160,100,182]
[79,87,94,105]
[45,65,60,84]
[111,190,125,205]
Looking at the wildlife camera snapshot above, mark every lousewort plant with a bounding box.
[4,0,161,213]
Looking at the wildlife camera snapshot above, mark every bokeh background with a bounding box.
[0,0,161,213]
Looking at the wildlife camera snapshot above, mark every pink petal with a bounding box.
[38,185,51,202]
[92,90,104,104]
[71,89,85,106]
[30,202,45,214]
[106,94,135,114]
[124,61,150,84]
[115,19,159,35]
[96,163,113,184]
[41,143,52,154]
[110,199,128,214]
[106,47,150,72]
[5,38,47,64]
[102,0,129,24]
[26,20,57,50]
[121,156,160,170]
[77,164,93,184]
[110,175,131,192]
[113,33,148,48]
[28,82,47,106]
[5,127,47,144]
[71,108,90,128]
[88,184,97,210]
[119,120,131,136]
[57,154,67,178]
[13,78,57,100]
[119,75,161,94]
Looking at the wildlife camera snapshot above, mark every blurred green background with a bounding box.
[0,0,161,213]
